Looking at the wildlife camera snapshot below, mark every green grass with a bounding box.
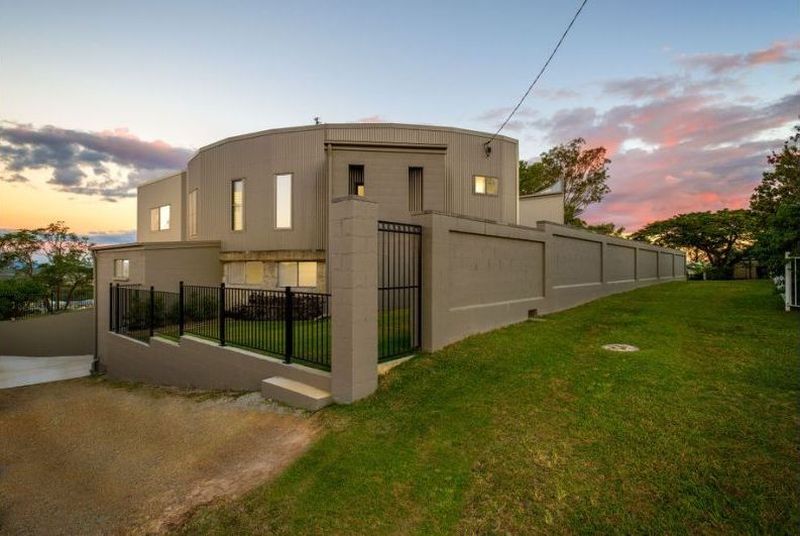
[178,280,800,534]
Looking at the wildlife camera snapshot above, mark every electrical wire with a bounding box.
[484,0,590,147]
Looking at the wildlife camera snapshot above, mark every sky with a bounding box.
[0,0,798,242]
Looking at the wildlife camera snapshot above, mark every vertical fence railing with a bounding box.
[111,282,331,369]
[378,220,422,361]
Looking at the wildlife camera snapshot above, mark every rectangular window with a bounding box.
[150,205,171,231]
[113,259,130,279]
[231,179,244,231]
[245,261,264,285]
[278,261,318,288]
[275,173,292,229]
[473,175,499,196]
[159,205,170,230]
[409,167,423,212]
[188,189,198,237]
[348,164,365,196]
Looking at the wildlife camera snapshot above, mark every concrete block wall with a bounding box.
[413,212,686,352]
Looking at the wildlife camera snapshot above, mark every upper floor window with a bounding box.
[231,179,244,231]
[473,175,499,196]
[188,189,198,237]
[113,259,130,279]
[275,173,292,229]
[409,167,423,212]
[150,205,171,231]
[349,165,365,196]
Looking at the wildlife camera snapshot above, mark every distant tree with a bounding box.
[0,222,93,309]
[631,209,755,279]
[578,220,626,237]
[749,123,800,274]
[519,138,611,224]
[519,160,557,196]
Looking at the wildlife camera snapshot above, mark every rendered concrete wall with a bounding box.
[415,212,685,351]
[518,193,565,226]
[0,309,94,357]
[328,196,378,403]
[102,333,330,392]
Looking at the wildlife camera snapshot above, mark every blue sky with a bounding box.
[1,0,798,235]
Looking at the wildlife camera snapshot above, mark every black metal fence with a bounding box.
[111,282,331,369]
[0,287,94,321]
[378,220,422,361]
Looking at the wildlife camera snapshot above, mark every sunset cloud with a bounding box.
[679,40,800,73]
[0,122,193,199]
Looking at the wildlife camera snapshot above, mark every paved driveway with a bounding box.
[0,378,318,535]
[0,355,93,389]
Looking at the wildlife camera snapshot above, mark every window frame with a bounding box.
[274,172,293,230]
[408,166,424,212]
[348,164,365,197]
[113,258,130,280]
[277,261,318,288]
[473,175,499,197]
[231,178,245,231]
[188,189,198,237]
[149,205,171,231]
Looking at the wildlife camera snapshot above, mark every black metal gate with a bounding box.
[378,220,422,361]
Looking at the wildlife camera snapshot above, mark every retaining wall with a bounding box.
[0,309,94,357]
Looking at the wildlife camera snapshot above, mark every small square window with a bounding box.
[473,175,499,196]
[150,205,171,231]
[278,261,318,288]
[245,261,264,285]
[113,259,130,279]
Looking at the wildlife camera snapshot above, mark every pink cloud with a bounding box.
[679,40,800,73]
[357,115,389,123]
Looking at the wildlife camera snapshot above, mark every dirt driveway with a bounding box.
[0,378,319,535]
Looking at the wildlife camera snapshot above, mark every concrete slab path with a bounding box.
[0,354,93,389]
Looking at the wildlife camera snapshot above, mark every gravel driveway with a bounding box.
[0,378,319,535]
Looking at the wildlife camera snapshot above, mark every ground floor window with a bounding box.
[278,261,317,288]
[113,259,130,279]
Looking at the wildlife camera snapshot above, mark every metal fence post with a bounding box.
[219,283,226,346]
[149,285,155,338]
[108,282,113,331]
[284,286,293,363]
[115,284,120,334]
[178,281,185,336]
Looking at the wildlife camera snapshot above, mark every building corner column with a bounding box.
[329,196,378,403]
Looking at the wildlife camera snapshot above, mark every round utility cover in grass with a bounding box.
[602,343,639,352]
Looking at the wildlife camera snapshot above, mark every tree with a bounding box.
[0,222,93,310]
[750,123,800,273]
[578,220,626,237]
[631,209,755,279]
[519,138,611,224]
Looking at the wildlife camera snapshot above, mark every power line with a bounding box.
[484,0,590,148]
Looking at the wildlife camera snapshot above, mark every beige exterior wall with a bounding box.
[518,193,565,226]
[416,212,686,352]
[179,123,517,255]
[137,172,185,242]
[0,309,94,357]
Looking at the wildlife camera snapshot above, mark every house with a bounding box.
[93,123,684,409]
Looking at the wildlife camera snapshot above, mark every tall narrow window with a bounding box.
[275,173,292,229]
[409,167,423,212]
[231,179,244,231]
[150,208,159,231]
[348,165,365,196]
[188,189,198,237]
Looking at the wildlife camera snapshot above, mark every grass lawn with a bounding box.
[177,281,799,534]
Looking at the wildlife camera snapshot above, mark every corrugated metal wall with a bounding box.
[184,124,518,253]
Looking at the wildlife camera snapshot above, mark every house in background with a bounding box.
[93,123,684,409]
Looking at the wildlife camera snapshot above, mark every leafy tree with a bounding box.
[749,123,800,273]
[631,209,755,279]
[519,138,611,224]
[0,221,93,310]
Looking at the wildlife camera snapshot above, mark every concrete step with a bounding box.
[261,376,332,411]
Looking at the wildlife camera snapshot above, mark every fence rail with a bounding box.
[111,282,331,370]
[0,287,94,321]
